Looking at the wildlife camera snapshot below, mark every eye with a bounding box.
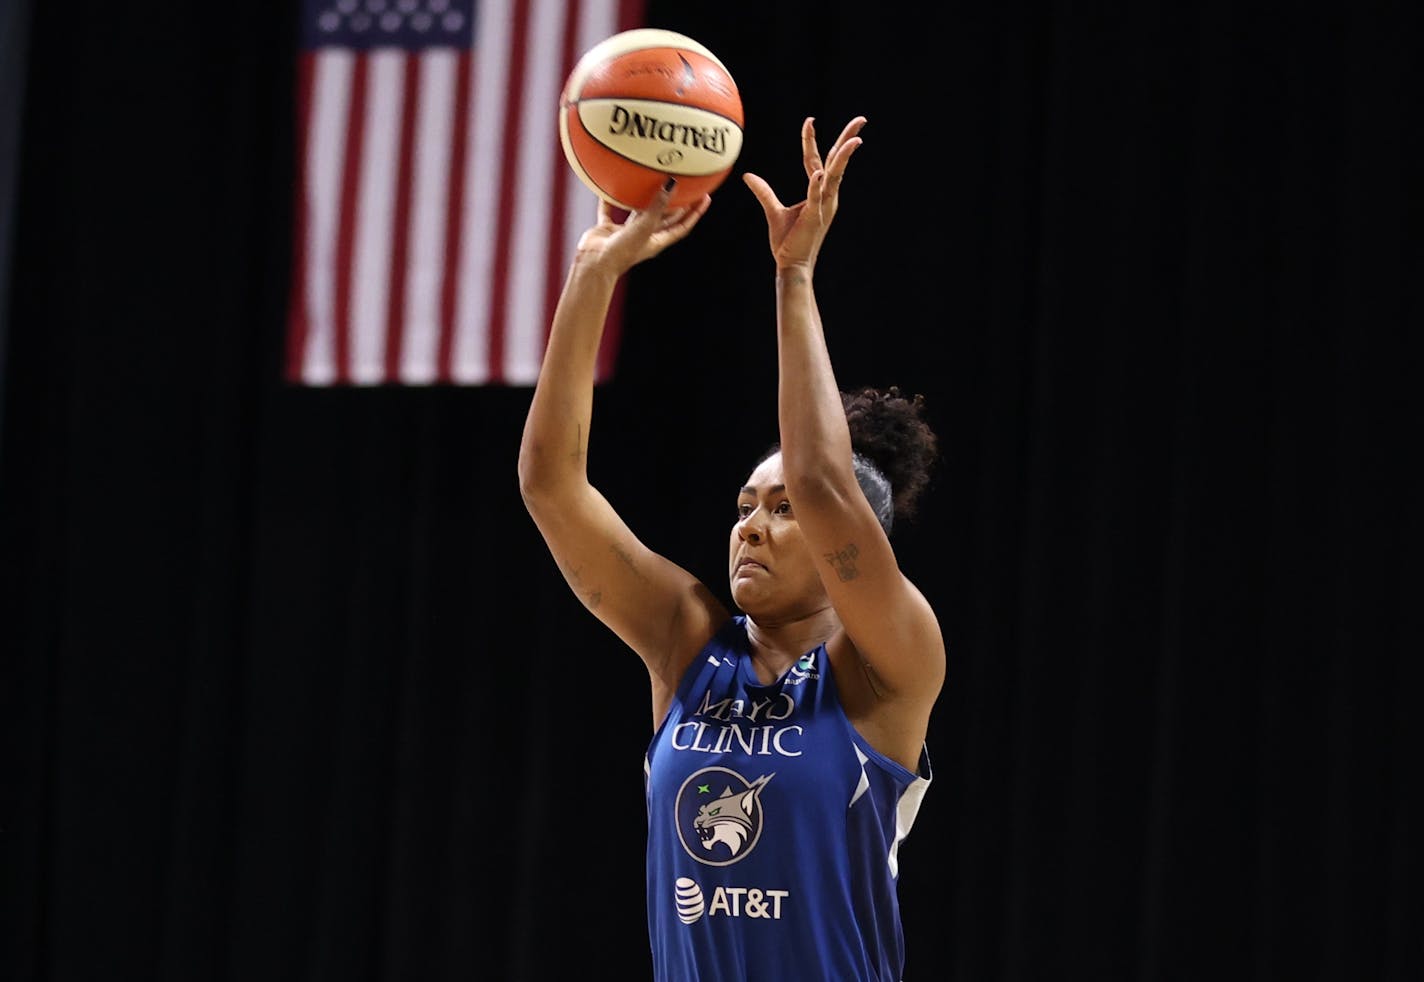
[736,502,754,519]
[774,500,792,515]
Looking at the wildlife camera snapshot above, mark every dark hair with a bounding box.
[754,385,940,535]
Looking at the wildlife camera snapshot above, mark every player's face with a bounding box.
[727,453,827,616]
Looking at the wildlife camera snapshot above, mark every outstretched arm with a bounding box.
[743,119,944,749]
[518,184,728,725]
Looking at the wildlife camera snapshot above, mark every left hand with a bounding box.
[742,115,866,273]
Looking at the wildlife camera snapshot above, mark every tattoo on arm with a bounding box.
[610,542,650,583]
[558,561,603,610]
[568,422,586,464]
[824,543,861,582]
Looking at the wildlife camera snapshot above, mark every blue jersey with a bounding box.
[644,616,933,981]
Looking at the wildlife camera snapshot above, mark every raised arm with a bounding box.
[743,118,945,751]
[518,184,729,725]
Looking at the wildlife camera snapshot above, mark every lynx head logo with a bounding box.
[675,767,774,867]
[788,650,819,685]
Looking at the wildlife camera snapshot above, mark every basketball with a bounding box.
[559,28,744,211]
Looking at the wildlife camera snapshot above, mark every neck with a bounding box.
[743,607,840,683]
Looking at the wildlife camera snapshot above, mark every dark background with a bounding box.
[2,1,1421,980]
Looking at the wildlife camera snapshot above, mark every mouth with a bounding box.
[734,558,766,574]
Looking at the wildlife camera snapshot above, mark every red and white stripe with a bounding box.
[287,0,643,385]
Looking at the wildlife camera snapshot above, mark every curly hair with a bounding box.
[841,385,939,527]
[754,385,940,534]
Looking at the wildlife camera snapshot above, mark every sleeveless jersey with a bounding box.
[644,615,933,981]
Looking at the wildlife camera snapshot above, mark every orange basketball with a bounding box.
[559,28,744,211]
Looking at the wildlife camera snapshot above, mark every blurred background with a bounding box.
[2,1,1420,980]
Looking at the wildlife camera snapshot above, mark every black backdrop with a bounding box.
[2,2,1421,980]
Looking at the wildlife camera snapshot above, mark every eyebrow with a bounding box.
[739,484,787,496]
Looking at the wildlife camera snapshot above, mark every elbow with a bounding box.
[782,467,851,512]
[517,439,577,515]
[517,443,552,511]
[782,451,856,504]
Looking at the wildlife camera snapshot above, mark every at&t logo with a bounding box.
[673,877,790,925]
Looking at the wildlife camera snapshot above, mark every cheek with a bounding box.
[774,523,808,569]
[784,534,822,583]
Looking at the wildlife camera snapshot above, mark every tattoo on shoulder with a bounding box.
[860,656,888,699]
[824,543,861,582]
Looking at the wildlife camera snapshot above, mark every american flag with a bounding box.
[286,0,646,385]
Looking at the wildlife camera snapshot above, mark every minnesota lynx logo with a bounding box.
[675,767,774,866]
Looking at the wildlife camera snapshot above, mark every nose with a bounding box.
[737,513,765,544]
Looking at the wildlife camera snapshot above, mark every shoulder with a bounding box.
[825,615,942,772]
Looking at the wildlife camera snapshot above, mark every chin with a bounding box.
[729,581,761,613]
[730,583,776,619]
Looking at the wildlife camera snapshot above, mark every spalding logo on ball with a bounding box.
[559,28,744,211]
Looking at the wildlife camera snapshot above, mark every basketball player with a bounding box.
[519,115,946,981]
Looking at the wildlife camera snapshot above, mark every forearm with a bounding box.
[518,260,620,494]
[775,265,853,477]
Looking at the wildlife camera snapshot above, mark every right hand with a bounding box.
[572,181,712,277]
